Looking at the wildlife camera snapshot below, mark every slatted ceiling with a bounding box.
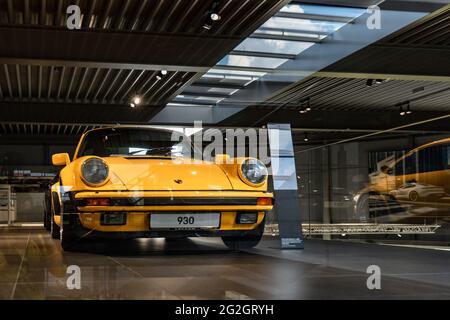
[265,77,450,113]
[0,64,192,105]
[0,122,107,136]
[0,0,280,36]
[0,0,289,129]
[383,6,450,46]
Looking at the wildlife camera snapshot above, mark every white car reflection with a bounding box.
[389,182,446,202]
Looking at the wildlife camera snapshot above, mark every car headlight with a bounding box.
[81,158,109,186]
[239,159,268,186]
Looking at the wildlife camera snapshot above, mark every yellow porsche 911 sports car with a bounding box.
[45,126,273,251]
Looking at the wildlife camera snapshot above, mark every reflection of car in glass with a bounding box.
[389,182,445,202]
[46,127,273,251]
[354,138,450,221]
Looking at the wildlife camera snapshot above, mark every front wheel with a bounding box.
[222,221,265,251]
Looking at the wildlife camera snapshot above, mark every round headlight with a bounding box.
[81,158,109,186]
[240,159,268,186]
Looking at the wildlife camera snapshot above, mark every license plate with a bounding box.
[150,213,220,229]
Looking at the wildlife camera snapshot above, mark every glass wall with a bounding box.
[295,124,450,243]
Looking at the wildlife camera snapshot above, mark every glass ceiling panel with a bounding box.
[217,55,288,69]
[280,4,364,18]
[262,17,345,34]
[235,38,315,55]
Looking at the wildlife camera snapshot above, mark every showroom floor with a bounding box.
[1,228,450,300]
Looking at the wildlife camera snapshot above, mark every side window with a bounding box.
[394,153,417,176]
[393,159,404,176]
[445,145,450,169]
[404,153,417,175]
[418,145,446,173]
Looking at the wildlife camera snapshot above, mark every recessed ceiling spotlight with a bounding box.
[210,13,221,21]
[132,96,142,105]
[129,103,136,108]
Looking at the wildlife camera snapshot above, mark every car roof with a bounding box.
[84,125,177,136]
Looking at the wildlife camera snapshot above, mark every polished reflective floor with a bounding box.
[1,228,450,300]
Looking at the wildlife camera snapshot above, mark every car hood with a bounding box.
[103,157,233,191]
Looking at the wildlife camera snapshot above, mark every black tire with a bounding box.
[44,208,51,231]
[60,214,81,252]
[50,214,60,239]
[409,191,419,202]
[222,220,265,251]
[60,228,79,252]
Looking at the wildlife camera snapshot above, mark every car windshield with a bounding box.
[76,128,195,158]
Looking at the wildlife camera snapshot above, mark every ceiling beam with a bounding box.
[230,50,297,60]
[249,33,321,43]
[322,43,450,78]
[0,27,241,68]
[191,82,245,90]
[275,12,356,24]
[314,71,450,82]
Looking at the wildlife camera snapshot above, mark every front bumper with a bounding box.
[61,190,272,234]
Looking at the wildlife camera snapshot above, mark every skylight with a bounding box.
[177,3,365,108]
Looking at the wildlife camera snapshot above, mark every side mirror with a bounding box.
[52,153,70,166]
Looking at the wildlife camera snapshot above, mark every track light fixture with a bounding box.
[304,133,309,142]
[398,101,412,116]
[156,70,168,81]
[203,1,221,30]
[406,102,412,115]
[366,79,384,87]
[299,98,311,114]
[129,103,136,108]
[305,98,311,112]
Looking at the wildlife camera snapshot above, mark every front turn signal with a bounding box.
[86,198,111,206]
[257,197,273,206]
